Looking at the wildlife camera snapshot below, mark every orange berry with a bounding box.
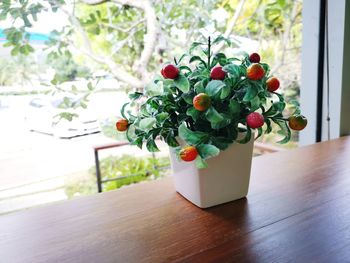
[193,93,211,111]
[116,119,129,132]
[247,63,265,81]
[289,115,307,131]
[179,146,198,162]
[266,77,280,92]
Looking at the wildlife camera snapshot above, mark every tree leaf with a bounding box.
[129,92,143,100]
[120,103,129,119]
[165,131,179,147]
[237,128,252,144]
[189,41,204,54]
[265,118,272,134]
[178,123,208,145]
[174,74,190,93]
[223,64,241,78]
[250,95,261,111]
[255,127,263,140]
[139,117,156,131]
[182,91,195,104]
[189,55,207,67]
[243,84,258,101]
[131,137,143,149]
[211,136,233,150]
[205,106,224,125]
[220,85,231,99]
[212,35,231,46]
[229,100,240,116]
[194,81,205,93]
[186,107,200,121]
[205,80,225,97]
[197,144,220,159]
[273,119,291,144]
[146,138,160,152]
[195,155,208,169]
[156,112,169,123]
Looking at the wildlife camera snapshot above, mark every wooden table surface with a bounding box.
[1,137,350,263]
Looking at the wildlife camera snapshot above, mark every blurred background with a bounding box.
[0,0,303,214]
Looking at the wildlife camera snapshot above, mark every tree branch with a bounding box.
[270,1,300,74]
[213,0,246,53]
[57,0,148,88]
[81,0,159,86]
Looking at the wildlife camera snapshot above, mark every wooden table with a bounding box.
[1,137,350,263]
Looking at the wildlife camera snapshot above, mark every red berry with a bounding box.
[193,93,211,112]
[266,77,280,92]
[210,66,226,80]
[160,68,166,78]
[179,146,198,162]
[246,112,264,129]
[249,53,260,63]
[162,64,179,79]
[116,119,129,131]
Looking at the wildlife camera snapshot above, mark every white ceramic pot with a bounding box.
[169,136,254,208]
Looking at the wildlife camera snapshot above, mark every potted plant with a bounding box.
[116,36,307,208]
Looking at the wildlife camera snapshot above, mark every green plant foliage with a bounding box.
[64,154,170,197]
[121,36,304,168]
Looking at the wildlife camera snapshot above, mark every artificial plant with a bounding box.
[116,36,307,168]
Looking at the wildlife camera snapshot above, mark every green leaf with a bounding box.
[250,95,261,111]
[129,92,143,100]
[178,123,208,145]
[189,55,207,67]
[223,64,241,78]
[146,81,164,96]
[243,84,259,101]
[177,53,188,64]
[139,117,156,131]
[194,81,205,93]
[182,91,194,104]
[205,80,225,97]
[189,41,204,54]
[174,74,190,93]
[229,100,240,116]
[165,131,179,147]
[237,128,252,144]
[146,138,160,152]
[256,127,263,140]
[11,45,20,56]
[195,155,208,169]
[265,119,272,134]
[205,107,224,125]
[87,82,94,90]
[220,85,231,99]
[156,112,169,123]
[212,35,231,46]
[131,137,143,149]
[211,136,233,150]
[120,103,129,119]
[273,119,291,144]
[197,144,220,159]
[186,107,200,121]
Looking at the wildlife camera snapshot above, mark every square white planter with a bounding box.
[169,137,254,208]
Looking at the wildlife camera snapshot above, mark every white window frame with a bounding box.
[300,0,350,146]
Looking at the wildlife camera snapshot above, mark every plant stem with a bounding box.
[207,36,211,69]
